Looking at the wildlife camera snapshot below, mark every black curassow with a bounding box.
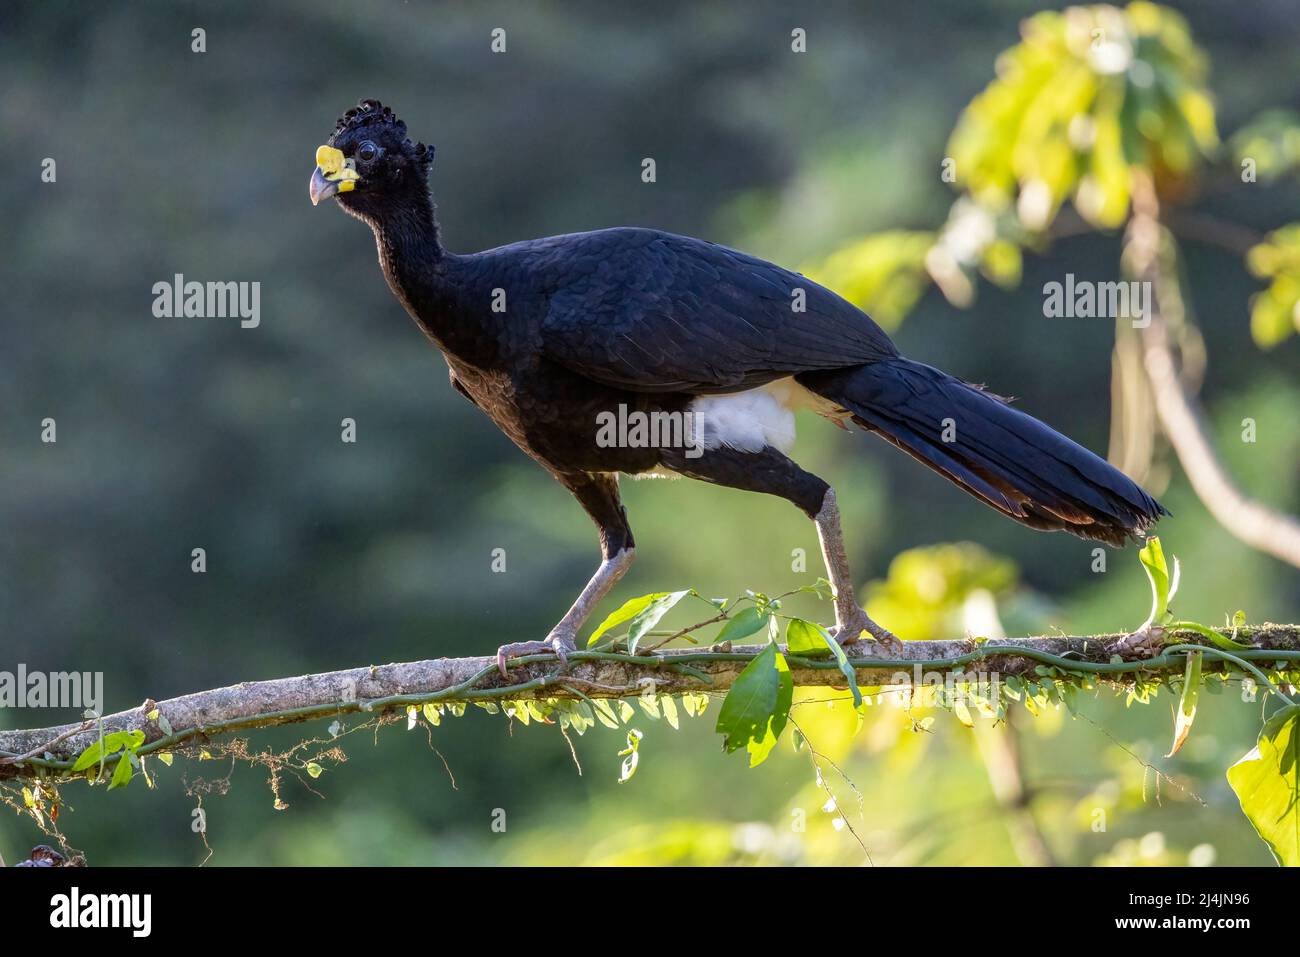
[308,99,1166,671]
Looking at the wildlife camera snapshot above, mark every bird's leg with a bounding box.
[496,548,635,676]
[659,445,902,657]
[814,488,903,655]
[496,472,635,676]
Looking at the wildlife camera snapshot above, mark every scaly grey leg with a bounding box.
[815,488,903,654]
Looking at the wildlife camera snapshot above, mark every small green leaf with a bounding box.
[785,617,829,656]
[157,753,174,767]
[746,650,793,768]
[1227,705,1300,866]
[798,578,835,602]
[1169,620,1251,652]
[661,695,680,730]
[626,590,691,653]
[305,762,324,778]
[715,642,793,766]
[1138,537,1175,627]
[591,699,620,729]
[588,591,682,647]
[787,618,864,708]
[71,741,105,773]
[714,606,770,645]
[617,729,643,783]
[106,730,144,751]
[1168,651,1202,757]
[681,691,707,718]
[108,755,133,791]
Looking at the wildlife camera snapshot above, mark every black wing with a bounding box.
[536,228,898,394]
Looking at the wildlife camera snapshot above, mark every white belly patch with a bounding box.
[629,378,850,479]
[689,386,797,453]
[687,377,850,454]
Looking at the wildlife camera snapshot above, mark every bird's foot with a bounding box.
[495,628,578,678]
[829,608,904,657]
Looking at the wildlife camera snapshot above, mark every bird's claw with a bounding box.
[495,632,577,677]
[829,609,904,657]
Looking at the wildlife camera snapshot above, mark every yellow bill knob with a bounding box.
[309,145,359,205]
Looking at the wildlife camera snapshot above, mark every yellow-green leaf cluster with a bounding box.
[947,2,1217,232]
[803,231,934,330]
[863,543,1018,642]
[1246,224,1300,348]
[1230,110,1300,183]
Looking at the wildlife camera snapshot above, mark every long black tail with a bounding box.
[797,357,1167,546]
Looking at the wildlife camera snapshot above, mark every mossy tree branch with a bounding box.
[3,625,1299,782]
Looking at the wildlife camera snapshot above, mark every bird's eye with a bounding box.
[356,141,379,163]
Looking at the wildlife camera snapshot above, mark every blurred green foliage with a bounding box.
[805,231,935,330]
[1247,225,1300,347]
[865,543,1018,641]
[949,2,1217,231]
[1230,110,1300,184]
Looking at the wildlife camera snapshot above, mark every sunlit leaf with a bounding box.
[745,650,794,768]
[71,742,105,774]
[108,755,133,791]
[787,618,865,708]
[785,617,829,656]
[1168,620,1250,652]
[661,695,680,730]
[1227,706,1300,866]
[1138,536,1173,627]
[1167,650,1201,756]
[591,699,620,729]
[715,642,792,766]
[588,590,691,652]
[617,729,643,784]
[587,592,672,647]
